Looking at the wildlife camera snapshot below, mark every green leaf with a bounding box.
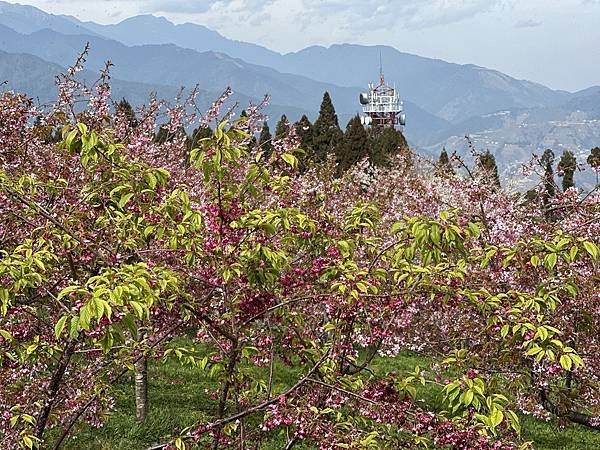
[54,316,68,339]
[23,436,34,449]
[0,329,13,342]
[560,354,573,371]
[526,346,543,356]
[569,246,578,261]
[118,192,135,209]
[260,223,276,235]
[281,153,297,168]
[544,253,558,271]
[130,301,144,318]
[570,353,584,368]
[490,409,504,427]
[582,241,598,260]
[463,390,474,406]
[26,343,38,355]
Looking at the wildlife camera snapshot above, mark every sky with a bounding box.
[9,0,600,91]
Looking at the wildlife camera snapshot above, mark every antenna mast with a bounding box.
[379,51,384,85]
[358,53,406,129]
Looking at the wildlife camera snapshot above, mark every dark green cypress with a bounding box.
[258,122,273,160]
[275,114,290,140]
[588,147,600,169]
[295,115,313,152]
[311,92,342,163]
[436,147,455,177]
[541,149,556,197]
[116,98,137,129]
[540,149,556,217]
[294,115,313,171]
[557,150,577,191]
[368,126,408,167]
[336,116,369,173]
[153,125,170,144]
[587,147,600,187]
[477,150,501,189]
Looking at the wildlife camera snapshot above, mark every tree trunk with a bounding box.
[35,340,76,439]
[135,331,148,423]
[539,387,600,431]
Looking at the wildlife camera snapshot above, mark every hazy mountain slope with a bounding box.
[421,90,600,191]
[0,25,354,114]
[53,13,574,123]
[65,14,283,68]
[0,49,313,124]
[0,49,187,105]
[0,1,95,35]
[0,24,446,143]
[276,44,570,123]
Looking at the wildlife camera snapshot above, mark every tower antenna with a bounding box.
[379,51,384,85]
[359,51,406,129]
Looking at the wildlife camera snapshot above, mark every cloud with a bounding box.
[301,0,508,30]
[514,19,543,28]
[142,0,276,15]
[143,1,215,14]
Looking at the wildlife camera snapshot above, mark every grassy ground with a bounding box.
[56,351,600,450]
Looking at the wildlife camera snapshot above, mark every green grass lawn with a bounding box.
[56,351,600,450]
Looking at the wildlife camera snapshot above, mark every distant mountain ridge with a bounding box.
[0,2,585,123]
[64,14,283,69]
[0,1,97,35]
[0,48,315,123]
[58,13,576,123]
[0,20,447,143]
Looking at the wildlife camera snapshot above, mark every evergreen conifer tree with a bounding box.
[477,150,501,189]
[258,122,273,160]
[294,115,313,171]
[436,147,455,176]
[368,126,408,167]
[541,149,556,209]
[312,92,342,163]
[295,115,313,152]
[116,98,138,129]
[275,114,290,140]
[188,125,212,149]
[336,116,369,173]
[587,147,600,187]
[557,150,577,191]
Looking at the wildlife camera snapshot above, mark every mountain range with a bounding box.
[0,1,598,188]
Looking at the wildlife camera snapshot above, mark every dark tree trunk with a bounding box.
[36,340,76,439]
[540,388,600,431]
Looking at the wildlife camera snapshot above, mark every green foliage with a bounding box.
[274,114,290,140]
[557,150,576,191]
[587,146,600,169]
[336,116,369,173]
[541,149,556,203]
[311,92,342,163]
[436,147,455,177]
[477,150,501,189]
[294,114,313,152]
[367,125,408,167]
[258,122,273,160]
